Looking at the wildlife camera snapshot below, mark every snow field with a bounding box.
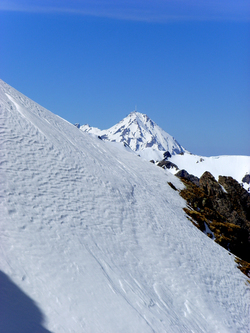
[168,153,250,190]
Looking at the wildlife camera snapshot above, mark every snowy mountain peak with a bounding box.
[81,111,186,160]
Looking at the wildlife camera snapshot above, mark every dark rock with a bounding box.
[218,176,250,228]
[199,171,224,197]
[199,171,232,217]
[175,169,200,187]
[242,174,250,184]
[157,160,179,171]
[163,151,171,159]
[74,123,80,128]
[167,182,177,191]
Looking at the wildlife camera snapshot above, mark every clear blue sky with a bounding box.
[1,1,249,156]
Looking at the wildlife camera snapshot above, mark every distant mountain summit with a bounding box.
[80,111,250,190]
[81,111,186,159]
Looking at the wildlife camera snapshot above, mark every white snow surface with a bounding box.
[80,111,186,156]
[168,153,250,191]
[0,79,249,333]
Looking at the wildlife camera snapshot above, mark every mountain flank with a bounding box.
[81,108,250,276]
[1,79,249,332]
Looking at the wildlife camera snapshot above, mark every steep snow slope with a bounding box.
[81,111,186,158]
[0,79,249,333]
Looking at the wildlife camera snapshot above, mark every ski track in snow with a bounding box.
[0,80,249,332]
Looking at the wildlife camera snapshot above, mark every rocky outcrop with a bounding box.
[218,176,250,229]
[157,160,179,171]
[178,171,250,277]
[242,174,250,184]
[175,169,200,187]
[163,151,171,159]
[199,172,224,196]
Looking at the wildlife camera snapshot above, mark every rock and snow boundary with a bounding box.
[0,79,249,332]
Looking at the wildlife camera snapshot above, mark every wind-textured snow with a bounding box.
[0,79,249,333]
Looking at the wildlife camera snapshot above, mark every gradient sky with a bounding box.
[1,1,249,156]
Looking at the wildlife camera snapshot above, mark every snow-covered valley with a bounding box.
[0,79,249,332]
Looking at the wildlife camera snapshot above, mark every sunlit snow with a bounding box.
[168,153,250,191]
[80,111,186,156]
[80,110,250,192]
[0,79,249,333]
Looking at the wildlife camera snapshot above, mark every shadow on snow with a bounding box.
[0,270,52,333]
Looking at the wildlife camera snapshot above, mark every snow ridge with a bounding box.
[81,111,186,158]
[0,79,249,333]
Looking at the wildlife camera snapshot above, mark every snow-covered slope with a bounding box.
[167,153,250,191]
[81,111,186,160]
[0,79,249,333]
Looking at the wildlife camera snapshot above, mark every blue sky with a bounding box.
[0,1,249,156]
